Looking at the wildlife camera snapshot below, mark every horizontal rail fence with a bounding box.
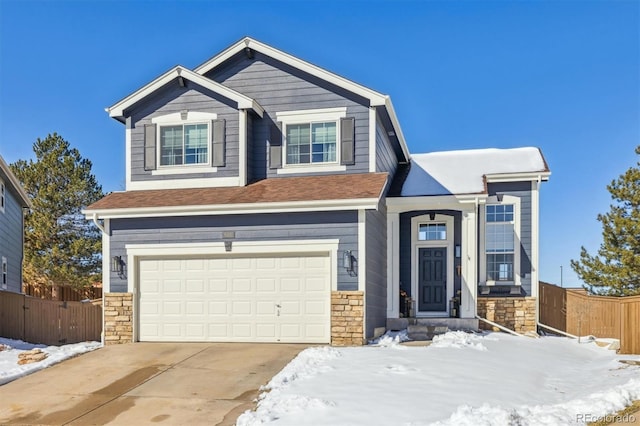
[539,282,640,354]
[0,290,102,346]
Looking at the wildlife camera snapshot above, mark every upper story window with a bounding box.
[160,123,209,166]
[286,122,336,165]
[1,257,6,289]
[274,107,353,174]
[0,178,5,213]
[485,204,515,282]
[418,223,446,241]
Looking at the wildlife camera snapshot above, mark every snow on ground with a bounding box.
[237,332,640,426]
[0,337,101,386]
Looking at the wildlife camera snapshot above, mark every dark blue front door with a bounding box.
[418,247,447,312]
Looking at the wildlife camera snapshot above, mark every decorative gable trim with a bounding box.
[106,66,264,122]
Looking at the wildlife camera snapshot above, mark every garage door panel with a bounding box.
[139,254,330,343]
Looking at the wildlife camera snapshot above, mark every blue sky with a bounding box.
[0,1,638,287]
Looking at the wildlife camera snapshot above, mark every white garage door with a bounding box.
[138,254,331,343]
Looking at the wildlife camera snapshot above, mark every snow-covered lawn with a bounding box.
[238,332,640,426]
[0,337,101,386]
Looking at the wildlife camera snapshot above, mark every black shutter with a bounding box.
[340,117,355,165]
[211,119,226,167]
[144,124,157,171]
[269,122,283,169]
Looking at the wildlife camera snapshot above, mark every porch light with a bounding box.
[343,250,353,273]
[111,256,123,274]
[455,244,461,258]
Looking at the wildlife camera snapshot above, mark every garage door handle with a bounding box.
[275,304,282,308]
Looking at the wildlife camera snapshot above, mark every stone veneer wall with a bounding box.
[104,293,133,345]
[331,291,364,346]
[477,297,537,333]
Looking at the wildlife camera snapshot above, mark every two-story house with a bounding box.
[84,37,550,345]
[0,155,31,294]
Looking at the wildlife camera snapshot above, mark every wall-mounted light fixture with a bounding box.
[111,256,123,274]
[343,250,353,273]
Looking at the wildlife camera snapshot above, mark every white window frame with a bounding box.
[0,178,5,213]
[1,257,7,289]
[151,111,217,175]
[275,107,347,174]
[479,195,521,286]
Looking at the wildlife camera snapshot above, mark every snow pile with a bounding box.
[237,332,640,426]
[368,329,410,347]
[431,330,489,351]
[0,337,101,386]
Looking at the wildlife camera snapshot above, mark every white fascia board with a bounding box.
[106,66,264,120]
[0,155,31,208]
[485,171,551,183]
[383,97,410,162]
[83,198,380,220]
[386,194,485,213]
[194,37,387,107]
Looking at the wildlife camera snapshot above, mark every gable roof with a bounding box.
[84,173,387,218]
[195,37,409,161]
[106,66,264,122]
[0,155,31,208]
[396,147,550,197]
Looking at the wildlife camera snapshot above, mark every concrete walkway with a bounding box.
[0,342,306,425]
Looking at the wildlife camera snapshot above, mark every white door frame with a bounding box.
[410,214,454,317]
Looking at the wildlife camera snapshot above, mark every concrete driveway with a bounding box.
[0,342,307,425]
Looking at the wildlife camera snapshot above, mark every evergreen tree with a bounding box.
[10,133,104,290]
[571,145,640,296]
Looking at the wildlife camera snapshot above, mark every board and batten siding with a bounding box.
[108,211,359,293]
[128,79,240,183]
[487,182,533,295]
[365,206,387,339]
[0,188,24,293]
[375,116,398,177]
[205,52,370,180]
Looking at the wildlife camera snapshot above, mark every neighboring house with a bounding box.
[84,37,550,346]
[0,155,31,293]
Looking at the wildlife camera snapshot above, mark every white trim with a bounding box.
[151,111,217,124]
[479,195,521,286]
[485,171,551,183]
[369,107,376,173]
[531,180,540,298]
[125,117,132,190]
[84,197,380,219]
[239,109,247,186]
[276,107,347,171]
[107,66,264,120]
[460,207,478,319]
[410,214,454,317]
[386,212,400,318]
[358,210,366,292]
[126,176,240,191]
[102,219,110,293]
[1,256,7,290]
[383,97,410,161]
[152,166,217,176]
[276,164,347,175]
[386,195,485,213]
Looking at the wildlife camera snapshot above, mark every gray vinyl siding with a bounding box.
[365,206,387,339]
[0,188,24,293]
[487,182,533,295]
[108,211,359,293]
[375,115,397,177]
[206,52,370,180]
[399,211,462,300]
[128,79,240,182]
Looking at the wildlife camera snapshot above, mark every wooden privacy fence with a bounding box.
[539,282,640,354]
[23,283,103,302]
[0,290,102,346]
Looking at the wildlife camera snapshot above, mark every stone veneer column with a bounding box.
[331,291,364,346]
[104,293,133,345]
[477,297,537,333]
